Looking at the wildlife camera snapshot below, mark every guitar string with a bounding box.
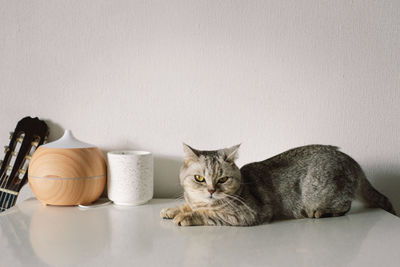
[7,169,20,210]
[6,163,19,209]
[0,134,17,210]
[0,187,10,211]
[1,127,46,211]
[3,168,20,211]
[3,194,12,211]
[6,195,16,209]
[2,171,25,211]
[1,194,16,211]
[0,143,15,211]
[2,135,28,211]
[0,171,9,211]
[3,190,13,211]
[2,136,39,211]
[0,132,19,211]
[0,135,24,211]
[7,138,36,210]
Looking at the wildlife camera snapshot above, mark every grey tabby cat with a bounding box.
[161,144,395,226]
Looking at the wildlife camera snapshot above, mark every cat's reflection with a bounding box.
[170,210,381,267]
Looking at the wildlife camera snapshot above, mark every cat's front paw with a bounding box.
[173,212,200,226]
[160,207,179,219]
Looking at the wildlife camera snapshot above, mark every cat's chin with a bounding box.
[186,193,224,206]
[201,198,214,204]
[194,196,218,205]
[203,195,223,204]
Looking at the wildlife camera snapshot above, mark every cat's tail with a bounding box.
[356,170,396,215]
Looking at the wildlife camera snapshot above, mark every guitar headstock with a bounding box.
[0,117,48,211]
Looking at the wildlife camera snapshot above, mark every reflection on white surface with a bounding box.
[108,204,155,265]
[29,203,109,266]
[0,199,399,267]
[159,211,382,267]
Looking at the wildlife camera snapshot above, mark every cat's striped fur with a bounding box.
[161,144,395,226]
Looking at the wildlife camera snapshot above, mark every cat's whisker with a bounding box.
[221,199,239,212]
[174,195,184,200]
[226,194,245,202]
[222,193,257,215]
[217,196,243,213]
[219,199,253,226]
[192,205,222,212]
[172,191,185,200]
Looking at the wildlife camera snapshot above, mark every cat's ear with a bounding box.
[183,143,200,165]
[222,144,241,163]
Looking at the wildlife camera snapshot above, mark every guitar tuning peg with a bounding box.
[4,146,9,153]
[43,136,48,144]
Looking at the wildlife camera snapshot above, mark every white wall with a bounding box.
[1,1,399,211]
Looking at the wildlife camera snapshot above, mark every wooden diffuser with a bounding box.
[28,130,106,205]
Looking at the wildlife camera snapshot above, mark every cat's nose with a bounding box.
[208,189,216,195]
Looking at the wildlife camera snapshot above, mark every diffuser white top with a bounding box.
[41,130,95,149]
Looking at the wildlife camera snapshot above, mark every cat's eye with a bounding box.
[194,175,205,182]
[218,177,229,183]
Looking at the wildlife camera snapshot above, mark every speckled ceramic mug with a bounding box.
[107,151,153,206]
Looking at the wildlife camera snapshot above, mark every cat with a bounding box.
[160,144,396,226]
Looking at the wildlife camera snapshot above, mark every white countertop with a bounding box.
[1,198,399,267]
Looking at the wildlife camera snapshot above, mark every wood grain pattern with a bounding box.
[28,147,106,205]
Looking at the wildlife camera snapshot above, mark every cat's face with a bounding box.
[179,144,241,207]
